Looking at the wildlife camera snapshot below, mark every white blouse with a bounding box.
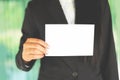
[59,0,75,24]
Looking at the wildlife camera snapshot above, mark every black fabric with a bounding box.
[16,0,119,80]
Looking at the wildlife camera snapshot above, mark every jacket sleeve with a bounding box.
[100,0,119,80]
[15,1,37,71]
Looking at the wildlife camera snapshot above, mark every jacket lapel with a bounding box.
[47,0,68,24]
[47,0,78,71]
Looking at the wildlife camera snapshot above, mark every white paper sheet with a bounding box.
[45,24,95,56]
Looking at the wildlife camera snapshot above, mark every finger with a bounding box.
[26,38,48,48]
[23,43,47,54]
[23,48,46,55]
[29,54,45,60]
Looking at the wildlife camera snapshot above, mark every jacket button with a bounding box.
[72,72,78,77]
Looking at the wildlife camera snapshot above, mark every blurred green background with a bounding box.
[0,0,119,80]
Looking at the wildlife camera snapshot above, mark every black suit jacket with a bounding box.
[16,0,119,80]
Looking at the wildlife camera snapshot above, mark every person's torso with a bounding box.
[27,0,107,80]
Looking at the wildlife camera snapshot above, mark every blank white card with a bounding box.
[45,24,95,56]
